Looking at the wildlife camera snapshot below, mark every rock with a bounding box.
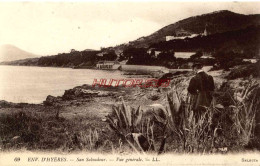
[97,91,110,97]
[74,88,84,97]
[81,89,99,97]
[44,95,58,106]
[63,88,101,100]
[63,89,76,100]
[62,87,117,100]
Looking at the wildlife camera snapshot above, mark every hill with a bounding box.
[0,44,38,62]
[122,10,260,49]
[1,10,260,69]
[151,25,260,54]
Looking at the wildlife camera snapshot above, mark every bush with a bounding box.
[106,80,260,154]
[226,61,260,79]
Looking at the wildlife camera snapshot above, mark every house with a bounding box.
[96,61,120,69]
[166,36,177,41]
[201,55,215,59]
[174,52,196,59]
[166,34,199,41]
[243,59,258,63]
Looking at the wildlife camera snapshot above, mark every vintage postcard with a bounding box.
[0,0,259,166]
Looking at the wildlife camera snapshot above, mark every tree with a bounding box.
[123,47,152,65]
[102,50,117,61]
[157,52,176,61]
[190,51,203,60]
[70,49,76,53]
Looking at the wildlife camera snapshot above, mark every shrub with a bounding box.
[106,79,259,154]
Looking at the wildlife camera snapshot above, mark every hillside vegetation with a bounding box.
[119,10,260,48]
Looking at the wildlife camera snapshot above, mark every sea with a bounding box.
[0,65,129,104]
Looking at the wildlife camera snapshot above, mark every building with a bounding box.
[202,25,210,36]
[200,55,215,59]
[166,36,176,41]
[96,61,120,69]
[203,27,208,36]
[166,34,199,41]
[243,59,258,63]
[174,52,196,59]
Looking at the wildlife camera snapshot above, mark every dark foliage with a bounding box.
[38,50,100,68]
[123,47,152,65]
[120,10,260,48]
[190,51,203,60]
[150,26,260,55]
[100,50,117,61]
[226,61,260,79]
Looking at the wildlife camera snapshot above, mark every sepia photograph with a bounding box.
[0,0,259,165]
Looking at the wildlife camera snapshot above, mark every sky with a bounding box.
[0,1,259,56]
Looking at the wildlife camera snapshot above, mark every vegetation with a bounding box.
[38,50,100,68]
[122,47,152,65]
[0,110,105,151]
[226,61,260,79]
[151,26,260,55]
[120,10,260,48]
[105,80,260,154]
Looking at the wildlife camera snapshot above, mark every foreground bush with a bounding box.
[107,80,260,154]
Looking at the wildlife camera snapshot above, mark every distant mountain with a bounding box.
[123,10,260,48]
[0,44,38,62]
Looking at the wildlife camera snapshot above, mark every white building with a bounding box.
[201,55,215,59]
[96,61,120,69]
[243,59,258,63]
[174,52,196,59]
[166,34,199,41]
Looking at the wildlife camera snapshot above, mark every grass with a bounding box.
[0,109,107,152]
